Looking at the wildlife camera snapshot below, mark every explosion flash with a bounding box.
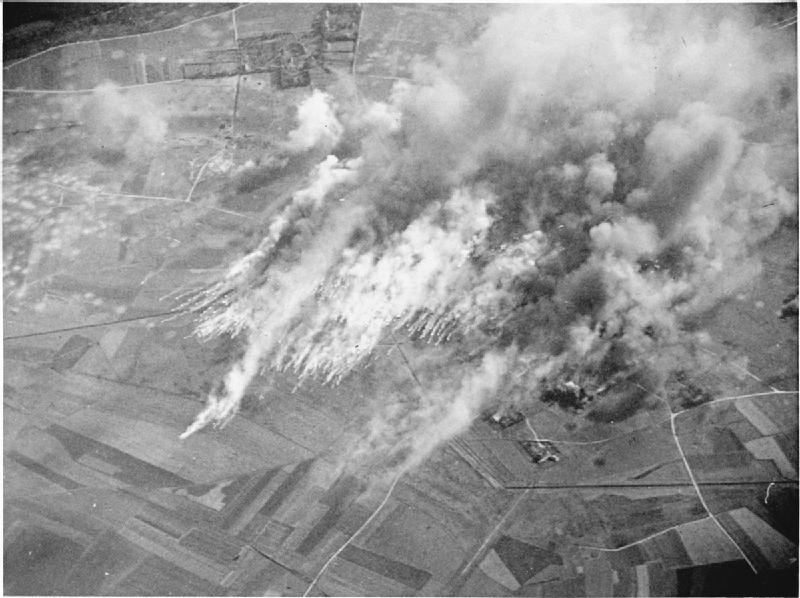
[180,5,797,475]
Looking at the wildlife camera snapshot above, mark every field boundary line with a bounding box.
[41,180,249,219]
[302,472,403,597]
[5,264,145,302]
[362,74,410,81]
[577,515,712,553]
[669,413,758,573]
[698,345,783,392]
[446,489,530,595]
[474,389,798,447]
[504,480,796,489]
[186,150,224,202]
[351,6,364,75]
[3,78,241,94]
[4,6,240,71]
[3,309,187,340]
[390,331,425,396]
[525,417,543,442]
[673,389,797,416]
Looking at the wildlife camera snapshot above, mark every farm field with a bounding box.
[4,3,798,597]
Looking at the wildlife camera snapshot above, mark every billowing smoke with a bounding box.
[181,5,796,474]
[82,82,167,162]
[283,89,344,153]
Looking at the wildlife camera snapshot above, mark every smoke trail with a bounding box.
[181,199,366,439]
[185,154,362,338]
[181,5,796,473]
[345,348,516,481]
[272,185,495,382]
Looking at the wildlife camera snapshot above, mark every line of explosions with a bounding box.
[178,5,797,474]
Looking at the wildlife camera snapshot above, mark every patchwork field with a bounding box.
[4,3,798,597]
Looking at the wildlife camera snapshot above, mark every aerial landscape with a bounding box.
[2,2,798,596]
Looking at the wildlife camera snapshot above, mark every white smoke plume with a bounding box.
[346,348,515,481]
[185,154,363,338]
[283,89,344,153]
[180,199,366,439]
[272,185,494,382]
[82,82,167,162]
[181,5,796,472]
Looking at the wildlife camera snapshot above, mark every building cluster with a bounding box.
[482,409,562,465]
[183,4,361,88]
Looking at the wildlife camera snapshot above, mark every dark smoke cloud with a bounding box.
[181,5,797,475]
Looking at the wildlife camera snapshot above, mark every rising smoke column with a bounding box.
[182,5,796,473]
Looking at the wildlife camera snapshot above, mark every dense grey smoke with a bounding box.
[181,5,797,474]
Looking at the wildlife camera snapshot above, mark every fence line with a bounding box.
[3,78,241,95]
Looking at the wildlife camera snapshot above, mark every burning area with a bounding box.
[179,5,797,476]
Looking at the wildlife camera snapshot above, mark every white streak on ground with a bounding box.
[764,482,775,504]
[577,515,713,553]
[42,180,249,219]
[302,472,403,597]
[669,412,758,573]
[698,345,783,392]
[447,488,530,594]
[351,7,364,76]
[186,150,223,202]
[524,417,542,443]
[500,390,798,447]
